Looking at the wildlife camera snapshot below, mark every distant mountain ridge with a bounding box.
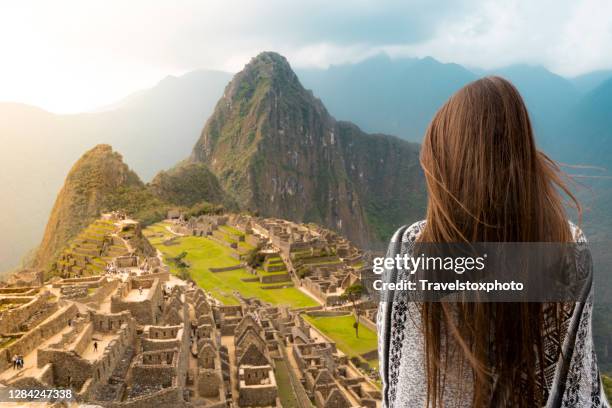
[3,53,612,272]
[297,55,477,140]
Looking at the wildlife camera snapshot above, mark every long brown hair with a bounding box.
[419,76,580,407]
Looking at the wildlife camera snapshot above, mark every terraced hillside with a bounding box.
[51,217,153,278]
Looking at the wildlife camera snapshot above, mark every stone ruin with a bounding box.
[110,277,164,325]
[0,213,381,407]
[4,268,44,288]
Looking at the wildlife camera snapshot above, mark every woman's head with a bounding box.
[420,76,577,242]
[417,77,580,407]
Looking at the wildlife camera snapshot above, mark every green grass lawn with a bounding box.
[143,222,175,242]
[304,314,380,389]
[274,359,301,408]
[220,225,245,237]
[367,359,379,371]
[303,315,378,357]
[145,223,318,308]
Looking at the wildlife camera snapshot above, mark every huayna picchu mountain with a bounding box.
[191,52,425,247]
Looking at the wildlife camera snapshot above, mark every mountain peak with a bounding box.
[222,52,301,103]
[245,51,294,76]
[193,50,316,164]
[84,143,113,155]
[34,144,143,269]
[191,52,425,247]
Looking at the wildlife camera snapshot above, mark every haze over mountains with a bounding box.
[33,53,426,272]
[2,53,612,272]
[0,70,231,272]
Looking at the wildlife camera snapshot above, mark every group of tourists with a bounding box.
[11,354,24,370]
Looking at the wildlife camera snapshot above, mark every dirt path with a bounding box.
[165,225,184,236]
[80,333,114,361]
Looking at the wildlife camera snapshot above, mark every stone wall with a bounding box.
[142,324,186,352]
[0,303,78,372]
[111,278,162,325]
[238,368,278,408]
[0,292,53,333]
[84,279,120,307]
[259,273,291,284]
[37,319,136,394]
[209,264,244,273]
[149,325,181,340]
[106,386,185,408]
[131,358,176,387]
[114,256,139,268]
[52,276,106,289]
[6,269,44,288]
[246,234,264,248]
[92,310,133,332]
[197,368,221,397]
[37,347,93,390]
[135,269,170,283]
[0,287,39,296]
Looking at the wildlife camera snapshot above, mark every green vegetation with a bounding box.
[146,223,317,308]
[219,224,244,237]
[245,244,265,269]
[150,162,236,210]
[303,315,377,357]
[274,359,302,408]
[51,219,124,278]
[364,193,426,243]
[341,284,365,337]
[367,359,379,371]
[34,144,232,272]
[0,303,19,313]
[603,375,612,405]
[169,251,191,280]
[0,336,20,349]
[34,145,142,269]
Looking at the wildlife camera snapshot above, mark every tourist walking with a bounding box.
[93,341,98,352]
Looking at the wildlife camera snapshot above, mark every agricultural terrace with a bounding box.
[54,219,127,277]
[303,314,378,366]
[144,222,318,308]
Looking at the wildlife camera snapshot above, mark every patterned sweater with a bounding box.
[377,220,609,407]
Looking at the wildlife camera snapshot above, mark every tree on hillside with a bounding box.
[245,244,265,269]
[342,284,364,338]
[171,251,191,280]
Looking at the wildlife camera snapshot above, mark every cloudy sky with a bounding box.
[1,0,611,113]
